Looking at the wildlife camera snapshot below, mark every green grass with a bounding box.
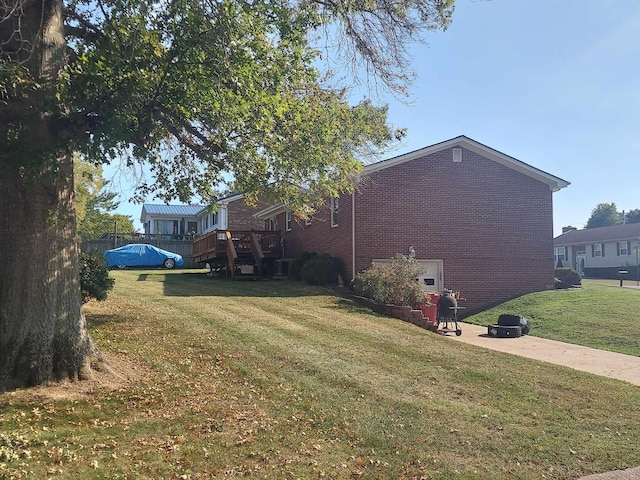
[1,271,640,479]
[465,280,640,356]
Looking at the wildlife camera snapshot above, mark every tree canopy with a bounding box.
[0,0,455,391]
[3,0,454,210]
[585,203,640,228]
[625,209,640,224]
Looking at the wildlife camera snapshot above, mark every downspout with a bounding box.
[352,190,356,282]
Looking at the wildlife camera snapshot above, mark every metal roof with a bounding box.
[554,223,640,245]
[142,204,204,216]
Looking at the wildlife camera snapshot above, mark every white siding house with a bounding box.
[140,204,203,236]
[141,193,265,238]
[554,223,640,279]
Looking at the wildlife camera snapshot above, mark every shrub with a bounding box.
[79,250,115,302]
[554,267,582,289]
[301,253,340,285]
[289,251,317,280]
[333,256,347,285]
[354,254,427,307]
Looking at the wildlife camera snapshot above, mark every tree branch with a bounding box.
[63,8,104,40]
[156,105,225,165]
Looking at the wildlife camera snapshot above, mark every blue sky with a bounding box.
[105,0,640,236]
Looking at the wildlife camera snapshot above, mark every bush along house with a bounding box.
[255,135,570,314]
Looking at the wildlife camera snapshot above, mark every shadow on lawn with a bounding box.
[86,313,130,327]
[146,270,332,298]
[328,297,376,315]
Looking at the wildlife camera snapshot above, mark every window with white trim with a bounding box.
[264,217,276,231]
[619,241,629,256]
[286,211,292,231]
[554,247,566,264]
[202,212,218,232]
[593,243,602,257]
[331,197,339,227]
[155,220,178,235]
[300,204,312,226]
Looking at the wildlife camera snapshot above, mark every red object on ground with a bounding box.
[419,293,440,324]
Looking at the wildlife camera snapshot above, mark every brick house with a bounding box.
[554,223,640,280]
[198,193,269,234]
[255,136,569,314]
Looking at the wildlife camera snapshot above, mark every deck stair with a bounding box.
[193,230,281,278]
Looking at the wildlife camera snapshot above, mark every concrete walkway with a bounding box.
[446,322,640,386]
[444,323,640,479]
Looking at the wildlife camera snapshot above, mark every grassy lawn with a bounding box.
[2,271,640,479]
[464,280,640,357]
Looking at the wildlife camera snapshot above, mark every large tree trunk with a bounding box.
[0,156,94,391]
[0,0,96,391]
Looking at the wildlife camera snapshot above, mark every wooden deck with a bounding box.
[192,230,282,278]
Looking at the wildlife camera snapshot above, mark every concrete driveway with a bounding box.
[445,322,640,386]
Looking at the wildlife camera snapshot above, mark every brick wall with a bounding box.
[226,198,270,230]
[276,194,354,280]
[283,146,556,313]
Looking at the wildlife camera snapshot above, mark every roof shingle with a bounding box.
[554,223,640,245]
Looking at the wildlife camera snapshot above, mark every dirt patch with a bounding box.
[0,351,149,403]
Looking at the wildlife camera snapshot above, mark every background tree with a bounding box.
[625,209,640,224]
[75,158,135,240]
[80,212,135,240]
[0,0,454,391]
[74,158,115,225]
[585,203,623,229]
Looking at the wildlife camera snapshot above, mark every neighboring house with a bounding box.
[255,135,569,314]
[140,194,269,237]
[138,196,271,269]
[140,204,203,236]
[554,223,640,280]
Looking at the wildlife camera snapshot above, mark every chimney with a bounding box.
[562,226,578,234]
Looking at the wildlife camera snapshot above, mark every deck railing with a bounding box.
[100,232,197,241]
[192,230,281,264]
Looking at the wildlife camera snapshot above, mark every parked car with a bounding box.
[104,244,184,269]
